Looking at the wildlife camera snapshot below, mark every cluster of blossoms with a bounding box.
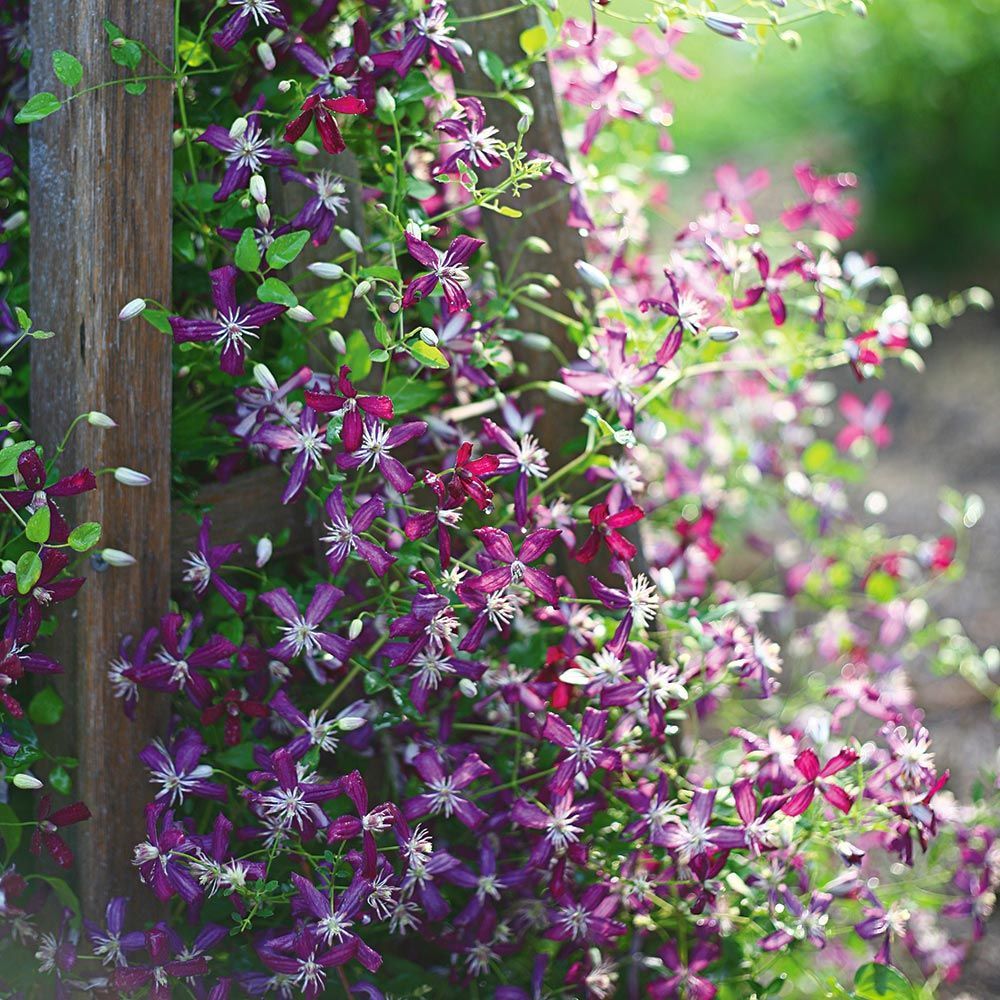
[1,0,998,997]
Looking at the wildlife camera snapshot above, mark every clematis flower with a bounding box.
[212,0,287,50]
[444,441,499,511]
[633,24,700,80]
[659,788,745,865]
[781,747,859,816]
[855,889,911,963]
[30,796,91,868]
[466,526,561,605]
[511,791,599,867]
[253,405,329,504]
[434,97,503,175]
[542,707,622,794]
[759,890,833,951]
[836,390,892,451]
[169,265,287,375]
[0,448,95,545]
[589,566,661,653]
[733,245,805,326]
[706,163,769,222]
[246,747,345,840]
[306,365,394,452]
[200,687,269,746]
[278,168,349,246]
[283,94,367,156]
[403,750,491,830]
[290,872,381,972]
[112,927,209,999]
[481,411,549,528]
[574,501,644,564]
[259,584,353,663]
[197,110,295,202]
[181,516,246,614]
[650,939,719,1000]
[401,233,484,313]
[139,729,227,806]
[0,548,84,643]
[335,419,426,494]
[320,487,394,577]
[546,881,626,946]
[781,162,860,240]
[84,897,145,968]
[397,2,466,76]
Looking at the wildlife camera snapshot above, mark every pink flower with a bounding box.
[781,162,860,241]
[836,391,892,451]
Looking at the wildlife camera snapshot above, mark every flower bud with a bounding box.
[353,280,372,299]
[338,715,366,731]
[376,88,396,115]
[519,333,551,351]
[287,305,316,323]
[294,140,319,156]
[266,27,283,44]
[256,202,271,226]
[418,327,438,346]
[523,283,550,300]
[3,211,27,232]
[111,37,126,48]
[277,80,292,93]
[3,421,20,433]
[458,678,478,698]
[255,536,273,567]
[0,560,15,574]
[705,13,746,38]
[307,262,345,280]
[229,117,249,139]
[656,12,670,32]
[523,236,552,255]
[574,260,610,290]
[118,298,146,321]
[328,330,347,353]
[852,0,867,15]
[253,363,278,392]
[339,228,363,253]
[114,467,151,487]
[517,114,531,134]
[348,617,365,640]
[12,772,42,790]
[249,174,267,204]
[99,548,136,567]
[87,411,117,428]
[546,381,583,404]
[708,326,740,343]
[172,129,186,148]
[256,41,276,70]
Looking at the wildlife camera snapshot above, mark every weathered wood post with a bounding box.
[29,1,173,912]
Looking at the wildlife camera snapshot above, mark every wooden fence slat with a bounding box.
[29,1,173,913]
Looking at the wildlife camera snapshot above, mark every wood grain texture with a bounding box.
[29,1,173,914]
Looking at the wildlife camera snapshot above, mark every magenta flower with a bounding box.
[639,269,709,364]
[253,405,329,504]
[0,448,95,544]
[650,939,719,1000]
[588,566,660,653]
[132,802,202,904]
[781,161,861,240]
[511,790,599,867]
[181,515,246,614]
[256,926,359,999]
[659,788,745,864]
[335,418,426,494]
[468,526,561,605]
[30,795,91,868]
[759,890,833,951]
[169,265,287,375]
[197,111,295,202]
[0,548,84,643]
[259,584,353,663]
[781,747,859,816]
[401,232,485,313]
[326,770,396,874]
[633,24,700,80]
[574,500,644,564]
[200,687,269,747]
[84,897,145,968]
[290,872,382,972]
[283,94,367,156]
[278,168,350,246]
[402,750,491,830]
[706,163,769,222]
[434,97,503,175]
[445,441,500,511]
[481,410,549,528]
[836,390,892,451]
[542,707,622,794]
[306,365,394,453]
[397,2,465,76]
[546,881,626,946]
[563,68,642,156]
[855,889,909,963]
[617,773,678,846]
[733,245,805,326]
[730,779,783,857]
[212,0,287,51]
[321,487,394,577]
[139,729,227,806]
[112,927,208,999]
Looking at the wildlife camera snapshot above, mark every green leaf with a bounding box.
[408,340,449,369]
[28,685,64,726]
[52,51,83,87]
[49,765,71,796]
[24,506,51,544]
[141,308,172,334]
[802,439,836,476]
[853,963,916,1000]
[124,80,147,96]
[31,875,82,930]
[235,228,262,272]
[865,570,898,604]
[384,377,445,415]
[265,230,310,269]
[0,803,22,862]
[0,441,36,477]
[519,24,549,57]
[478,49,505,86]
[110,39,143,71]
[15,551,42,596]
[103,19,124,41]
[360,265,401,282]
[68,521,102,552]
[14,92,61,125]
[306,283,352,324]
[15,307,31,332]
[257,278,298,308]
[344,329,372,380]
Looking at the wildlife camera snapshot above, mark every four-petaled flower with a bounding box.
[402,232,485,314]
[283,94,367,156]
[434,97,503,175]
[198,111,295,202]
[305,365,394,453]
[181,515,246,614]
[31,795,91,868]
[574,500,644,564]
[259,584,353,663]
[542,707,622,795]
[335,418,427,494]
[320,487,394,577]
[781,161,860,240]
[781,747,859,816]
[403,750,491,830]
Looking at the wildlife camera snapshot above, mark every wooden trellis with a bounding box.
[27,0,586,913]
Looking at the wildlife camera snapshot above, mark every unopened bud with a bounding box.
[255,536,273,567]
[256,41,276,70]
[111,37,126,48]
[851,0,867,15]
[99,548,136,567]
[256,202,271,225]
[705,12,746,38]
[353,280,372,299]
[277,79,292,93]
[265,27,283,45]
[524,236,552,255]
[523,283,550,300]
[458,678,478,698]
[546,381,582,404]
[339,228,363,253]
[87,411,117,428]
[3,421,20,433]
[294,140,319,156]
[348,617,364,640]
[0,560,15,574]
[114,467,151,487]
[253,363,278,392]
[229,117,248,139]
[418,327,438,346]
[118,298,146,321]
[328,330,346,353]
[574,260,610,290]
[520,332,551,351]
[307,262,345,280]
[172,129,186,148]
[376,88,396,115]
[338,715,366,731]
[656,12,670,32]
[3,211,27,232]
[12,773,43,790]
[249,174,267,204]
[708,326,740,342]
[287,305,316,323]
[517,114,531,134]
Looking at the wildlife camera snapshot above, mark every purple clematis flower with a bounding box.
[649,939,719,1000]
[132,801,203,905]
[546,881,626,946]
[320,487,395,577]
[617,772,679,846]
[326,770,396,874]
[253,405,329,504]
[639,269,708,364]
[560,328,659,428]
[84,897,145,968]
[781,161,860,240]
[212,0,287,51]
[733,245,805,326]
[256,926,360,998]
[542,707,622,795]
[283,94,367,156]
[401,232,484,314]
[659,787,745,865]
[169,265,287,375]
[588,565,660,654]
[335,418,426,494]
[278,167,349,246]
[759,889,833,951]
[290,872,382,972]
[112,927,209,999]
[467,526,561,605]
[0,548,84,644]
[434,97,503,176]
[396,2,466,77]
[197,110,295,202]
[31,795,91,869]
[259,583,353,663]
[403,750,491,830]
[855,888,910,963]
[511,791,599,867]
[181,515,246,614]
[481,411,549,528]
[781,746,858,816]
[139,729,227,806]
[306,366,394,452]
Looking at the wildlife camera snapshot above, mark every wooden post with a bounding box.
[29,1,173,913]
